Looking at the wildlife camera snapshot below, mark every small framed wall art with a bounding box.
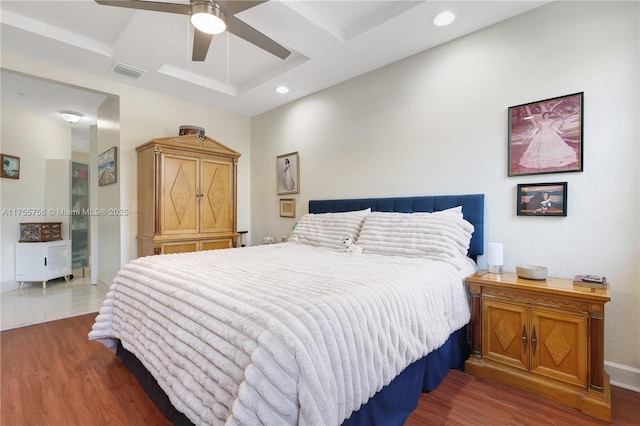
[1,154,20,179]
[276,152,299,195]
[279,198,295,218]
[517,182,568,216]
[98,146,117,186]
[508,92,583,176]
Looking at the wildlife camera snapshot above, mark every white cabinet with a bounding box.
[15,240,72,289]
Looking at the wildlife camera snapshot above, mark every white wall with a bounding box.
[250,1,639,377]
[0,104,71,292]
[96,96,121,284]
[45,159,72,240]
[1,53,251,289]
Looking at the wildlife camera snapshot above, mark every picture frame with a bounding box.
[98,146,117,186]
[508,92,583,176]
[279,198,295,218]
[276,152,299,195]
[517,182,568,216]
[0,154,20,179]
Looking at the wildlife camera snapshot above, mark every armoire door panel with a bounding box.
[200,160,232,233]
[162,155,199,234]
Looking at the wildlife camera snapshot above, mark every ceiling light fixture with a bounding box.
[59,110,84,124]
[191,1,227,35]
[433,11,456,27]
[275,86,290,94]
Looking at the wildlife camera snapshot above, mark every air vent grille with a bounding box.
[111,63,146,79]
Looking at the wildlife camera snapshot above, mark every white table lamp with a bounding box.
[488,242,504,274]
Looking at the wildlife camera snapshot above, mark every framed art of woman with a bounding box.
[517,182,568,216]
[508,93,583,176]
[276,152,299,195]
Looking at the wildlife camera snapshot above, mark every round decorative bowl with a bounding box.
[179,125,205,140]
[516,264,548,280]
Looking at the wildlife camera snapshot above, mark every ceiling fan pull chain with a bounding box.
[186,19,191,68]
[226,31,230,85]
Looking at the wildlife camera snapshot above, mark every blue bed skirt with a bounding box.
[342,325,469,426]
[117,325,468,426]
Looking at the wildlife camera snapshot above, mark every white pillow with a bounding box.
[432,205,463,218]
[356,211,474,269]
[288,208,371,251]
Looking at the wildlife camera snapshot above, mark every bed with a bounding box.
[90,194,484,426]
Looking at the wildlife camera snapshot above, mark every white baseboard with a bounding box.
[606,361,640,392]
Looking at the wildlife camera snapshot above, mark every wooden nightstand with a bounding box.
[465,271,611,422]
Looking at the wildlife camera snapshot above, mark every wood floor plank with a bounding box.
[406,368,639,426]
[1,313,171,426]
[2,313,638,425]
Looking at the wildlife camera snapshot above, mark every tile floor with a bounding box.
[1,268,110,331]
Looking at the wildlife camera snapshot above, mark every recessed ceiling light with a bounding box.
[275,86,289,94]
[433,11,455,27]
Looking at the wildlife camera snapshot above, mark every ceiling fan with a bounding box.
[94,0,291,61]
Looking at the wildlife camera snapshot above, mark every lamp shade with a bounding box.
[487,242,504,274]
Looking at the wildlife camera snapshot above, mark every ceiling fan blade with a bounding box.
[95,0,191,15]
[227,16,290,60]
[217,1,267,16]
[97,0,289,61]
[192,29,214,61]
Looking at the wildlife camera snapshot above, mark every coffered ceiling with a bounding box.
[1,1,550,151]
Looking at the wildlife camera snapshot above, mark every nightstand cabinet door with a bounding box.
[482,300,528,371]
[531,309,587,388]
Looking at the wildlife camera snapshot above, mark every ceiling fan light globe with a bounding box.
[191,2,226,35]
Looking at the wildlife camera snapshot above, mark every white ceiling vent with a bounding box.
[111,63,147,79]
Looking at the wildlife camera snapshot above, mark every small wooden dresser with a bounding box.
[465,271,611,422]
[136,134,241,256]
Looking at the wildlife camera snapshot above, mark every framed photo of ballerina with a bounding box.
[276,152,300,195]
[508,92,583,176]
[517,182,568,216]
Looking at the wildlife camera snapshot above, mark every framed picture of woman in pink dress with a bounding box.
[508,92,583,176]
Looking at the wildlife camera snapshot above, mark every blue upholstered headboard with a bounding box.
[309,194,485,258]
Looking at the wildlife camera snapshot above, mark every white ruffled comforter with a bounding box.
[89,243,471,426]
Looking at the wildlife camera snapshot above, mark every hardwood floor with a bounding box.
[2,313,638,425]
[1,312,171,426]
[405,369,638,426]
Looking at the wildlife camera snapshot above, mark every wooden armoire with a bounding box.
[136,134,241,256]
